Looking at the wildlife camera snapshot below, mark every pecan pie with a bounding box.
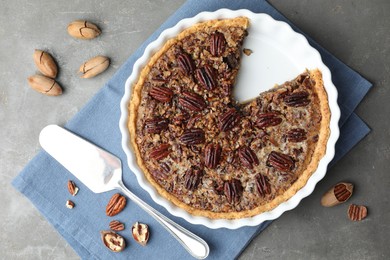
[129,17,330,219]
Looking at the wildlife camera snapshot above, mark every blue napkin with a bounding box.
[12,0,372,259]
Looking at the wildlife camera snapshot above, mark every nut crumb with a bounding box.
[243,48,253,56]
[66,200,75,209]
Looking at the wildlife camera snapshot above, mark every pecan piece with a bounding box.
[144,117,169,134]
[218,108,241,132]
[160,162,171,173]
[178,91,206,112]
[179,128,205,145]
[177,52,195,76]
[149,85,173,102]
[224,179,243,204]
[195,65,217,90]
[266,151,295,172]
[238,146,259,169]
[150,169,168,180]
[204,143,222,169]
[149,143,171,160]
[287,128,307,142]
[348,204,368,221]
[106,193,127,217]
[172,112,189,126]
[184,167,204,190]
[283,91,310,107]
[67,180,79,196]
[101,231,126,252]
[109,220,125,231]
[209,32,226,56]
[65,200,75,209]
[255,174,271,197]
[256,112,283,128]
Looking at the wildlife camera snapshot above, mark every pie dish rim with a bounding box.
[119,8,340,229]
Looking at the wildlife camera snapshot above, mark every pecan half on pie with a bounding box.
[129,17,330,219]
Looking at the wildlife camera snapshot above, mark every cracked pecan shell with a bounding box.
[101,231,126,252]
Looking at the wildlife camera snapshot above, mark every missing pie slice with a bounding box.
[129,17,330,219]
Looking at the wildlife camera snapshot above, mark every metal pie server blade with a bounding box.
[39,124,209,259]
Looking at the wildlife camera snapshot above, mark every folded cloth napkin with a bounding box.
[12,0,372,259]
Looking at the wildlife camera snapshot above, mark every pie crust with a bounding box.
[128,17,330,219]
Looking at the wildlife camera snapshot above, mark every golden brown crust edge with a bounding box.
[129,17,331,219]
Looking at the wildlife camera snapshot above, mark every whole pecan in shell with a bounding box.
[184,167,204,190]
[177,52,196,76]
[106,193,127,217]
[218,108,241,132]
[149,85,174,102]
[195,65,217,90]
[283,91,310,107]
[209,32,226,56]
[224,179,243,204]
[287,128,307,142]
[266,151,295,172]
[149,143,171,160]
[204,143,222,169]
[144,117,169,134]
[256,112,283,128]
[178,91,207,112]
[255,174,271,197]
[238,146,259,169]
[179,128,205,145]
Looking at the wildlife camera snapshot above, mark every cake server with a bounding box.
[39,124,209,259]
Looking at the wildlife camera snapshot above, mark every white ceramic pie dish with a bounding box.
[119,9,340,229]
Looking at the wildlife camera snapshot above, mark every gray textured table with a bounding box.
[1,0,388,259]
